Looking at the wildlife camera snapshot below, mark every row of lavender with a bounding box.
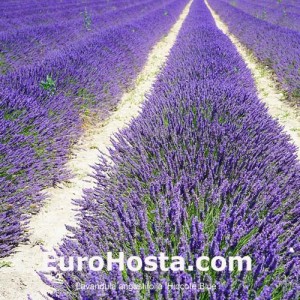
[43,0,300,299]
[208,0,300,104]
[224,0,300,32]
[241,0,300,15]
[0,0,163,71]
[0,0,131,31]
[0,0,188,257]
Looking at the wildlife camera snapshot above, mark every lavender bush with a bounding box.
[42,0,300,299]
[0,0,188,257]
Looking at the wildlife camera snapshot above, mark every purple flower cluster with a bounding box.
[0,0,188,257]
[208,0,300,104]
[43,0,300,299]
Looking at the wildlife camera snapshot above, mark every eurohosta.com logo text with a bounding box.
[44,252,252,273]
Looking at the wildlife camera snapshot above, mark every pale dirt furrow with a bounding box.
[205,0,300,159]
[0,1,193,299]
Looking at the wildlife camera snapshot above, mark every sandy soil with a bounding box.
[0,2,193,299]
[205,0,300,159]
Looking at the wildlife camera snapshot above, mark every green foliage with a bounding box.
[229,0,237,7]
[77,87,97,115]
[227,227,258,256]
[81,8,92,31]
[0,53,9,74]
[292,88,300,99]
[203,205,221,241]
[0,261,12,268]
[21,125,36,136]
[4,109,24,121]
[255,9,267,20]
[40,75,56,95]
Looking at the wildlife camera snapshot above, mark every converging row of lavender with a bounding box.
[208,0,300,104]
[222,0,300,32]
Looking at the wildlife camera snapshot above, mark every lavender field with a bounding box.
[0,0,299,299]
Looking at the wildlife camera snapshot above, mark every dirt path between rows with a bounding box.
[0,2,193,299]
[205,0,300,159]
